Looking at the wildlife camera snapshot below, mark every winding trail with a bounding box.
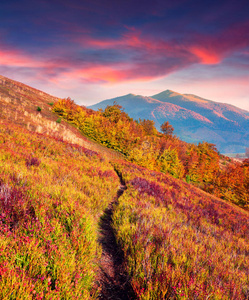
[97,173,136,300]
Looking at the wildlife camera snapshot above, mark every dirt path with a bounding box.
[97,176,136,299]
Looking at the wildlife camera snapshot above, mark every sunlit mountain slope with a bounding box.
[89,90,249,153]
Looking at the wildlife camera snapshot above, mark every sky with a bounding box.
[0,0,249,110]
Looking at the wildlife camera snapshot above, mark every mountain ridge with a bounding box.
[89,90,249,153]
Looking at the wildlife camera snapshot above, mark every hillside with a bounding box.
[89,91,249,153]
[0,120,122,299]
[0,75,120,160]
[1,75,249,299]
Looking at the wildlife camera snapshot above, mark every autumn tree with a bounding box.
[159,147,185,178]
[102,102,131,123]
[139,119,157,136]
[161,121,174,136]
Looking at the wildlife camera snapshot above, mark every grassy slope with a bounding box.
[0,120,120,299]
[0,75,121,161]
[113,160,249,299]
[0,76,249,299]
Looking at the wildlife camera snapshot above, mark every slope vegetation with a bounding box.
[0,120,120,299]
[1,76,249,299]
[113,160,249,299]
[0,75,121,160]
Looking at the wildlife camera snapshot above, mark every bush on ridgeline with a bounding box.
[139,119,157,136]
[102,102,132,123]
[161,121,174,136]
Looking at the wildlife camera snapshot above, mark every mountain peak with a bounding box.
[152,89,181,98]
[89,89,249,153]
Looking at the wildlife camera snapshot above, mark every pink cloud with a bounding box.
[63,64,158,84]
[78,21,249,76]
[1,21,249,87]
[0,46,69,74]
[189,47,221,64]
[83,31,180,55]
[86,38,125,48]
[0,49,43,68]
[0,45,75,83]
[189,21,249,64]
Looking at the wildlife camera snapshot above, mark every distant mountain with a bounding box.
[89,90,249,153]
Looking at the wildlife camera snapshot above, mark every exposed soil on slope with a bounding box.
[97,175,136,299]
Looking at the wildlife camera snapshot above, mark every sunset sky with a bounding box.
[0,0,249,110]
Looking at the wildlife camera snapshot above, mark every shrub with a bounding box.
[0,183,36,233]
[37,106,42,112]
[25,156,41,167]
[56,118,61,123]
